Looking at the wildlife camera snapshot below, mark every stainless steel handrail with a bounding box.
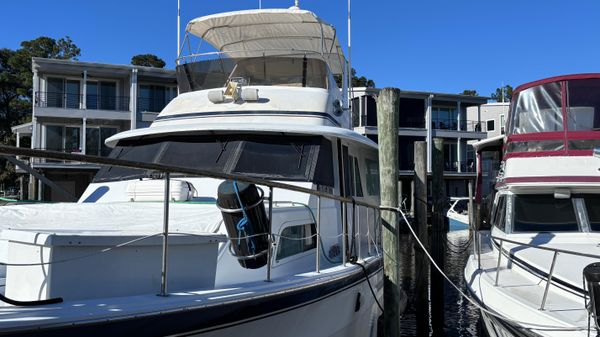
[0,145,384,295]
[492,236,600,260]
[0,146,380,210]
[489,235,600,311]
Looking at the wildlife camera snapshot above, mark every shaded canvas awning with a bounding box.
[186,8,346,74]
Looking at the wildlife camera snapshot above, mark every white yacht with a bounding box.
[465,74,600,336]
[446,197,470,231]
[0,7,385,337]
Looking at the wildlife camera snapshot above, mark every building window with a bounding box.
[486,119,495,132]
[138,85,177,112]
[276,223,316,260]
[432,106,458,130]
[500,114,505,134]
[86,81,121,111]
[46,78,81,109]
[86,127,118,156]
[44,125,82,153]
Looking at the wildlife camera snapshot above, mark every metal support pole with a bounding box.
[366,206,372,255]
[355,203,360,259]
[468,180,480,269]
[159,172,171,296]
[316,196,321,273]
[342,201,347,266]
[540,251,559,310]
[495,240,503,286]
[266,187,274,282]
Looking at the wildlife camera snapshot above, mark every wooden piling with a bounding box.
[413,141,429,336]
[376,88,401,337]
[431,137,446,336]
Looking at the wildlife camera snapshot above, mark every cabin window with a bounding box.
[583,195,600,231]
[567,79,600,132]
[510,82,563,135]
[453,199,468,215]
[492,195,506,231]
[94,135,334,186]
[512,194,578,232]
[276,223,316,260]
[364,158,380,196]
[176,56,328,92]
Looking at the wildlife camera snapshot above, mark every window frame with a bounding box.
[275,221,317,264]
[486,119,496,132]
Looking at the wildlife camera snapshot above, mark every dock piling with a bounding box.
[377,88,402,337]
[413,141,429,336]
[431,138,446,336]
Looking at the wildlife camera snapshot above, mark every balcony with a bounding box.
[431,119,488,132]
[34,92,132,120]
[36,92,130,111]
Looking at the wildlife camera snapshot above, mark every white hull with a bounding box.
[194,274,382,337]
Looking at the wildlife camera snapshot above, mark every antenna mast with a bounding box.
[347,0,352,112]
[177,0,181,65]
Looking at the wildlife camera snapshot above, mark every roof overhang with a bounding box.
[105,122,376,150]
[186,8,346,74]
[472,134,504,152]
[11,122,33,135]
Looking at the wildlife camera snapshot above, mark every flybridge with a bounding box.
[504,74,600,159]
[180,8,346,75]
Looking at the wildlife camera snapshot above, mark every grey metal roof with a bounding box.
[32,58,176,79]
[352,87,490,104]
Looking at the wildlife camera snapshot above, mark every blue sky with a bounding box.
[2,0,600,98]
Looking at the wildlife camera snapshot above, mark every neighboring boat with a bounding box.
[0,7,386,337]
[465,74,600,336]
[446,197,470,231]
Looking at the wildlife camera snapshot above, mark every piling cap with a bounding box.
[583,263,600,283]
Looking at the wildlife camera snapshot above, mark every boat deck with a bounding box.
[466,234,590,336]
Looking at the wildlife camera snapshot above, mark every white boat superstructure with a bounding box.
[465,74,600,337]
[0,7,386,337]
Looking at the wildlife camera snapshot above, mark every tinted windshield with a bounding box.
[567,78,600,132]
[512,194,578,232]
[177,55,329,93]
[94,135,334,186]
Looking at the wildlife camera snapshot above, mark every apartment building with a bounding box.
[11,58,177,201]
[351,87,488,206]
[466,102,510,138]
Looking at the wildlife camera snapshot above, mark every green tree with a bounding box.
[490,85,513,102]
[131,54,166,68]
[334,68,376,88]
[0,36,80,190]
[461,89,478,96]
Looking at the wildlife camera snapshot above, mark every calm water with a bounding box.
[398,230,485,337]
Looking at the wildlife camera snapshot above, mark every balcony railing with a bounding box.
[35,92,130,112]
[432,119,485,131]
[444,161,476,173]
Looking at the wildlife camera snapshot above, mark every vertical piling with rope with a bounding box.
[413,141,429,336]
[431,138,446,336]
[377,88,401,337]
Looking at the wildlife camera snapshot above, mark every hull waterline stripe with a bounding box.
[0,260,382,337]
[154,111,342,127]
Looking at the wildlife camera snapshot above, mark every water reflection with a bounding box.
[399,230,485,337]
